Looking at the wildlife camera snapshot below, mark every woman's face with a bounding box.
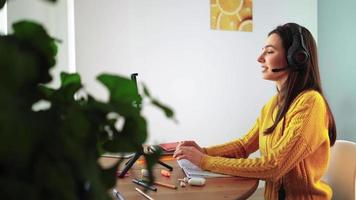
[257,33,289,82]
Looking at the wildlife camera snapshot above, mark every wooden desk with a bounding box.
[100,157,258,200]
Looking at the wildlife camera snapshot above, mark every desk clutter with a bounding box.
[100,154,259,200]
[111,142,211,200]
[113,165,207,200]
[139,167,205,188]
[179,177,206,186]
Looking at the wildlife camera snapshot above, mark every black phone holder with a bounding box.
[117,73,173,178]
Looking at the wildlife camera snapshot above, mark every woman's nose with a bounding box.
[257,53,264,63]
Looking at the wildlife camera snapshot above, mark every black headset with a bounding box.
[286,23,310,71]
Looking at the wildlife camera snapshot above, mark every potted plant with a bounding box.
[0,1,174,199]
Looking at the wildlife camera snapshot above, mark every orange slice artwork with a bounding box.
[211,0,253,32]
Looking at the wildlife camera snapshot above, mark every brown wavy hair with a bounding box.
[264,23,337,146]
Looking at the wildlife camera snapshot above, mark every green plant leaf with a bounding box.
[97,74,137,103]
[100,163,118,188]
[101,115,147,153]
[102,139,136,153]
[97,74,141,117]
[46,72,83,103]
[0,0,5,9]
[0,36,41,93]
[142,83,151,98]
[38,85,56,99]
[34,155,82,200]
[143,149,162,185]
[5,21,58,86]
[61,72,81,87]
[142,83,175,119]
[0,178,37,200]
[13,21,57,71]
[121,116,148,145]
[151,99,175,118]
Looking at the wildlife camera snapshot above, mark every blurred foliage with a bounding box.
[0,1,5,9]
[0,15,174,200]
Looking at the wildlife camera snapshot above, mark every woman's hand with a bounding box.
[175,140,205,153]
[173,141,206,166]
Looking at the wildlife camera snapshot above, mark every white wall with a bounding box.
[0,3,7,34]
[75,0,317,146]
[6,0,71,87]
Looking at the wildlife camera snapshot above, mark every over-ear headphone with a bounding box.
[287,23,310,70]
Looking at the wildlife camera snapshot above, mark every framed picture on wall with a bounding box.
[211,0,253,32]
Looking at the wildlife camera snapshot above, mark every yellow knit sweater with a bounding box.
[201,90,332,200]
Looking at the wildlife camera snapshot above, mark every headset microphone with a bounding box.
[271,66,290,72]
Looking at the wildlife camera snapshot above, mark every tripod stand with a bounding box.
[118,145,173,178]
[118,73,173,178]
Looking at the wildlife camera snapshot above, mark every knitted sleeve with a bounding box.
[200,91,328,182]
[203,120,259,158]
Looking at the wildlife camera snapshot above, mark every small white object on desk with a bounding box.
[188,177,206,186]
[178,177,189,183]
[180,181,186,187]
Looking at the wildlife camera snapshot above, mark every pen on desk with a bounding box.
[132,179,157,191]
[154,181,177,189]
[112,188,125,200]
[135,187,155,200]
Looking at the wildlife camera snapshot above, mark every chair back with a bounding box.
[322,140,356,200]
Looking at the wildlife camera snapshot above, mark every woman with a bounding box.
[173,23,337,200]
